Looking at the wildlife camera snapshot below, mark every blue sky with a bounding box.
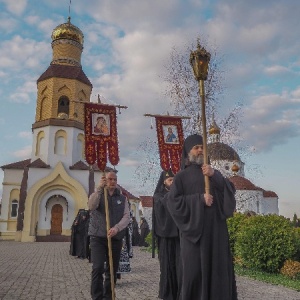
[0,0,299,219]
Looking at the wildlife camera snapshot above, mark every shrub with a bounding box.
[280,260,300,279]
[227,212,248,256]
[292,228,300,262]
[145,231,153,248]
[236,214,296,273]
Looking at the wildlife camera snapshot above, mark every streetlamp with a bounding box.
[190,41,211,194]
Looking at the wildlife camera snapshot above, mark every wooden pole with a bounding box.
[199,79,210,194]
[103,187,115,300]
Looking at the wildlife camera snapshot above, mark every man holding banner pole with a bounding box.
[84,102,128,300]
[88,171,130,300]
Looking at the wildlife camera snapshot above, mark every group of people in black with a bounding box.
[152,134,238,300]
[70,133,237,300]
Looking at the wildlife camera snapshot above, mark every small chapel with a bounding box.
[207,119,279,216]
[0,18,140,242]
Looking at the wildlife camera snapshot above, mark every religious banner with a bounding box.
[154,116,184,174]
[84,103,119,171]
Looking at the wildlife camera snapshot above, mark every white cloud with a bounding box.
[242,90,300,151]
[12,145,31,158]
[0,13,18,33]
[0,0,27,16]
[9,80,36,104]
[0,36,49,71]
[264,65,292,76]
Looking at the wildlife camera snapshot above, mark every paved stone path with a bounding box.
[0,241,299,299]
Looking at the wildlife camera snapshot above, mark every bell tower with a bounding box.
[31,17,93,166]
[34,17,92,128]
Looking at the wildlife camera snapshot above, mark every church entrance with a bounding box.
[50,204,63,235]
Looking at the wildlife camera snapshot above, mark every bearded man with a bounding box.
[167,134,238,300]
[153,169,181,300]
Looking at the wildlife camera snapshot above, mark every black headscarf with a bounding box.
[180,134,203,170]
[153,169,175,195]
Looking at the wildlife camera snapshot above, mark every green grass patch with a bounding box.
[235,264,300,291]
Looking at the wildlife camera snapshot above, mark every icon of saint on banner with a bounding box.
[163,125,179,144]
[92,114,110,136]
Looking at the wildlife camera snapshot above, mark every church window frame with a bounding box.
[11,199,19,218]
[58,96,70,116]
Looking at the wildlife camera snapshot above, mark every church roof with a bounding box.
[229,175,278,198]
[69,160,90,170]
[229,175,260,191]
[37,64,92,87]
[140,196,153,208]
[208,142,240,161]
[69,161,115,172]
[1,159,31,170]
[262,190,278,198]
[28,158,50,168]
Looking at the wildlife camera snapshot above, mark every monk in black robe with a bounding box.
[167,134,237,300]
[70,209,90,259]
[139,217,150,246]
[153,169,181,300]
[131,217,140,246]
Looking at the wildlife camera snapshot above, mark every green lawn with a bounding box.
[235,265,300,291]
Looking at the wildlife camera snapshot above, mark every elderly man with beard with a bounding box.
[167,134,238,300]
[153,169,181,300]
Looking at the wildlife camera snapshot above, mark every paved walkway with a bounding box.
[0,241,299,300]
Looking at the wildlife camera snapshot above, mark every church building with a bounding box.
[0,18,105,242]
[208,119,279,215]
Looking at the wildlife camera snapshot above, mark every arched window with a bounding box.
[77,133,85,160]
[58,96,70,115]
[54,130,67,155]
[35,130,45,156]
[11,200,18,218]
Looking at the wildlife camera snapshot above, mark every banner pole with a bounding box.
[104,187,115,300]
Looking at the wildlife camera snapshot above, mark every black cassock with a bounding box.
[139,219,150,246]
[70,210,90,259]
[153,185,181,300]
[167,164,238,300]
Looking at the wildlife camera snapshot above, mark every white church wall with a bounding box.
[260,197,279,215]
[26,168,52,190]
[68,169,89,195]
[32,126,85,167]
[2,169,23,184]
[235,190,262,214]
[32,127,50,162]
[0,169,23,228]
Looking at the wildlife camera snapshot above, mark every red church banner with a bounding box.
[155,116,184,174]
[84,103,119,171]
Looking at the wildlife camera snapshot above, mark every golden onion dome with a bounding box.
[51,17,84,45]
[231,163,240,173]
[209,119,220,135]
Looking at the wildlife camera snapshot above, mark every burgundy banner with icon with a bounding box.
[155,116,184,174]
[84,103,119,171]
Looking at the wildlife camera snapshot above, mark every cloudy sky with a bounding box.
[0,0,299,218]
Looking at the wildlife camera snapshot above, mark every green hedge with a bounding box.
[227,212,248,256]
[235,214,296,273]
